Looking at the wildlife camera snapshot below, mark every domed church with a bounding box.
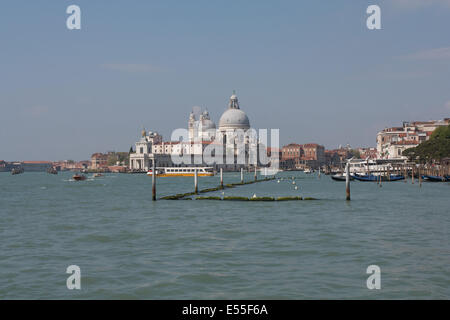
[216,92,257,170]
[188,91,252,144]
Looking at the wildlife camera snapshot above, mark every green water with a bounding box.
[0,171,449,299]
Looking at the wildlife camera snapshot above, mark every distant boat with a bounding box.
[353,173,405,182]
[422,175,448,182]
[11,167,24,175]
[304,168,313,174]
[72,174,87,181]
[147,167,214,177]
[331,174,354,181]
[47,167,58,175]
[93,173,103,178]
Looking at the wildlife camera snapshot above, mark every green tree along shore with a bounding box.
[403,125,450,162]
[107,152,129,166]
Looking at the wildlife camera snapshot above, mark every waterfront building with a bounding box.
[90,153,108,170]
[281,144,303,161]
[1,161,55,172]
[358,147,378,160]
[280,143,325,170]
[266,147,281,169]
[21,161,53,172]
[129,129,166,171]
[53,160,89,171]
[107,165,127,173]
[376,119,449,159]
[324,150,342,166]
[303,143,325,164]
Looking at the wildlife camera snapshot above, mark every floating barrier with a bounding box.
[223,196,249,201]
[193,196,316,201]
[249,197,275,201]
[196,196,222,200]
[277,196,303,201]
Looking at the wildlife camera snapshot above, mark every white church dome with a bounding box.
[218,92,250,130]
[201,118,216,130]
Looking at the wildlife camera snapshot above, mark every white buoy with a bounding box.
[252,194,257,198]
[295,186,298,190]
[292,181,296,185]
[277,180,280,183]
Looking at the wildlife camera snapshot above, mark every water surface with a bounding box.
[0,171,449,299]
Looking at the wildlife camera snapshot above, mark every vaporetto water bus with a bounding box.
[147,167,214,177]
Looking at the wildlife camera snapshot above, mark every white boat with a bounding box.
[147,167,214,177]
[347,158,397,175]
[258,167,282,175]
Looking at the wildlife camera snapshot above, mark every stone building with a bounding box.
[376,119,449,159]
[129,129,165,171]
[90,153,108,170]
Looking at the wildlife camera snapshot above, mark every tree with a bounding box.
[350,149,361,159]
[107,154,119,166]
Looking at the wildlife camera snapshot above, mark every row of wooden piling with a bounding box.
[370,163,450,179]
[157,167,275,201]
[344,162,450,199]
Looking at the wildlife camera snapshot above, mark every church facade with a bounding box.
[129,92,265,172]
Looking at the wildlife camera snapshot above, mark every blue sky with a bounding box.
[0,0,449,161]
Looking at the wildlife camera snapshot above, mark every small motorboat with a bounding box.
[331,174,354,181]
[47,167,58,175]
[93,173,103,178]
[422,175,448,182]
[11,167,24,175]
[72,174,87,181]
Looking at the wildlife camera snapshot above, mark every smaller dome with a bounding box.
[201,119,216,130]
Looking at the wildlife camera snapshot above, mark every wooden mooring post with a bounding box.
[404,167,407,183]
[220,168,223,188]
[345,163,351,201]
[194,168,198,194]
[240,167,244,184]
[254,166,257,181]
[418,166,422,187]
[152,160,156,201]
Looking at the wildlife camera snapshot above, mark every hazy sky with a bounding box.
[1,0,449,161]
